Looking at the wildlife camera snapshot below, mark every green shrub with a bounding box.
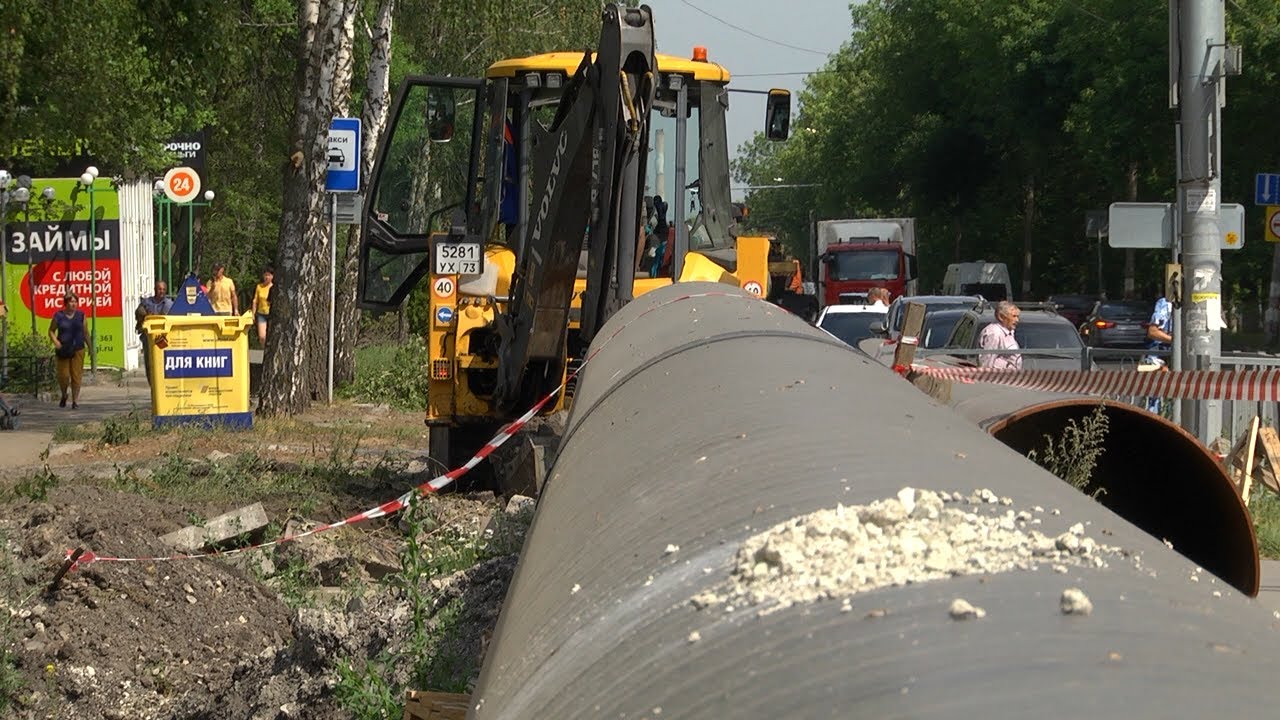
[2,334,55,396]
[1027,404,1110,497]
[339,338,430,411]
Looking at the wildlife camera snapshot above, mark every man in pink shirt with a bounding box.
[977,301,1021,369]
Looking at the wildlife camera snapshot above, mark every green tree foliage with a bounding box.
[735,0,1280,306]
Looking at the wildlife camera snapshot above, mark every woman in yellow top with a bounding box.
[254,267,273,345]
[207,263,238,315]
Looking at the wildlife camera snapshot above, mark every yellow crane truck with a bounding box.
[357,4,791,471]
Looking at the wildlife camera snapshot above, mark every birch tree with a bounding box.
[335,0,396,386]
[258,0,358,416]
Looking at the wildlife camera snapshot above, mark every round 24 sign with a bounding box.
[163,166,202,204]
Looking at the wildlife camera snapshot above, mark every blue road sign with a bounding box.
[435,306,454,325]
[325,118,361,193]
[1256,173,1280,206]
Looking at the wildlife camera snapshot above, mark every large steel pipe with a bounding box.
[912,366,1259,596]
[470,283,1280,719]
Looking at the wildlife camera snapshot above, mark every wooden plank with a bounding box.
[1241,417,1260,507]
[1257,464,1280,495]
[403,690,471,720]
[892,301,927,371]
[1257,426,1280,496]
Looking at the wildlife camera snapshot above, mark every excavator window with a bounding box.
[359,76,485,310]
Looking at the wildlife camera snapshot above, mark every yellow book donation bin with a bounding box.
[142,274,253,429]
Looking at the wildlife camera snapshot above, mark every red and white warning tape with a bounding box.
[909,365,1280,402]
[65,291,740,571]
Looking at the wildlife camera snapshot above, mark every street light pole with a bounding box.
[79,167,100,373]
[32,188,53,341]
[1174,0,1226,443]
[183,190,215,280]
[0,169,10,372]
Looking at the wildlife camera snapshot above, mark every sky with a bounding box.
[643,0,855,200]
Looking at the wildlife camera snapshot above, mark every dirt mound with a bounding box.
[2,485,294,719]
[0,482,530,719]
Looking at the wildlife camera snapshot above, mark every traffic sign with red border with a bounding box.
[1267,206,1280,243]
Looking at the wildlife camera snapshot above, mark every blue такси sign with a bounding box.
[164,349,234,379]
[326,117,362,193]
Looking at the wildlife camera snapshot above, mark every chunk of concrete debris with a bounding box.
[47,442,87,458]
[206,450,233,462]
[948,598,986,620]
[160,502,269,553]
[1060,587,1093,616]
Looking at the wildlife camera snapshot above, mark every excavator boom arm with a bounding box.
[494,3,656,412]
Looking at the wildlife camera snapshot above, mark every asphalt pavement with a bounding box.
[0,370,153,469]
[1259,560,1280,615]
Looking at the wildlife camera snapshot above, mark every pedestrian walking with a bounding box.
[207,263,239,315]
[978,301,1022,370]
[49,292,91,409]
[253,267,274,345]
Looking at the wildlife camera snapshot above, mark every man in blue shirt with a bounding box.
[1143,283,1174,413]
[136,281,174,385]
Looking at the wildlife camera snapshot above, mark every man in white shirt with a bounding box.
[868,287,890,308]
[977,301,1021,369]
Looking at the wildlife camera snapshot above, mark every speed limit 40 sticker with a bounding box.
[433,277,456,299]
[742,280,763,296]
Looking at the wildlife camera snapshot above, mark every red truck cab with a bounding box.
[819,241,917,306]
[813,217,919,310]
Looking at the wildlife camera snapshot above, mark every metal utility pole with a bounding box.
[1172,0,1227,443]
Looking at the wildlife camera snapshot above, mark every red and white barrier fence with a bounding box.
[907,365,1280,402]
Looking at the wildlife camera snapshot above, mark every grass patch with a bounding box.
[335,493,497,718]
[338,339,430,411]
[1251,488,1280,559]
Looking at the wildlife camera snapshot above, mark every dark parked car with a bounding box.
[1079,300,1154,348]
[918,307,970,349]
[1047,293,1100,330]
[939,302,1090,370]
[877,294,984,340]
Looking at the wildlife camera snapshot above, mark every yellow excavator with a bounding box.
[358,4,791,469]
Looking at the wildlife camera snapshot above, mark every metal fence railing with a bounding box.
[1,353,56,400]
[1212,353,1280,444]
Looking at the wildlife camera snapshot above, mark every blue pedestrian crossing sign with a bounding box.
[1256,173,1280,205]
[325,118,361,193]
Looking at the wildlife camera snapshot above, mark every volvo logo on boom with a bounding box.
[530,131,571,246]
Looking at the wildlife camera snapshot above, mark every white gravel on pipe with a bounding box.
[690,487,1133,614]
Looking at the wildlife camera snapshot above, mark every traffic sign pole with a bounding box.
[328,193,337,405]
[324,118,360,405]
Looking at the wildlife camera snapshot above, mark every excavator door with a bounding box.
[359,76,487,311]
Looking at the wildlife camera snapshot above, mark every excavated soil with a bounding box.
[0,404,536,719]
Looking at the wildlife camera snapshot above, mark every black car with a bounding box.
[918,307,970,349]
[1079,300,1153,348]
[939,302,1089,369]
[879,294,984,340]
[1047,293,1101,331]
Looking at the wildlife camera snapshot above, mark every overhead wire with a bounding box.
[676,0,830,57]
